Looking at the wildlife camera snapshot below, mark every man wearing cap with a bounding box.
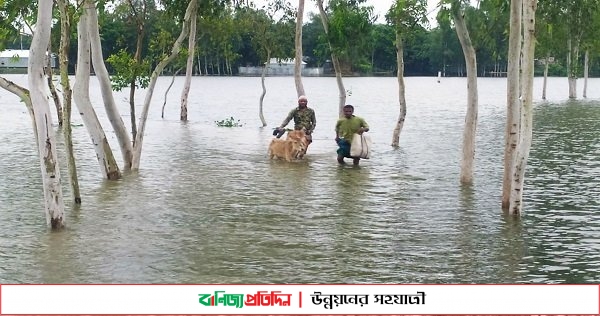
[275,95,317,146]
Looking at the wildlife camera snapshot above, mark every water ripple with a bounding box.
[2,76,600,283]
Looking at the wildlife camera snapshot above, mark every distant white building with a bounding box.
[238,58,323,76]
[0,49,29,68]
[0,49,57,73]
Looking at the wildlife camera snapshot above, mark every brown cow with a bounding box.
[286,129,309,158]
[268,138,306,162]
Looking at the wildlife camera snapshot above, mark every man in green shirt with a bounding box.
[275,95,317,145]
[335,104,369,165]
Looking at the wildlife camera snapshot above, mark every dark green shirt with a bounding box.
[335,115,369,141]
[280,107,317,133]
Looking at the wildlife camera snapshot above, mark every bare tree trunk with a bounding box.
[45,41,63,127]
[502,0,522,210]
[542,52,549,100]
[567,38,578,99]
[128,80,137,142]
[74,8,121,180]
[226,56,231,75]
[316,0,346,117]
[259,52,270,127]
[294,0,306,97]
[583,49,589,98]
[125,0,148,144]
[180,0,198,122]
[509,0,537,215]
[85,0,134,171]
[204,55,208,75]
[132,0,194,170]
[217,55,221,76]
[29,0,65,229]
[45,67,62,126]
[57,0,81,205]
[162,68,183,119]
[452,6,478,185]
[391,32,406,148]
[331,55,346,117]
[196,53,202,75]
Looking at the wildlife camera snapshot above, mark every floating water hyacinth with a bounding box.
[215,116,243,127]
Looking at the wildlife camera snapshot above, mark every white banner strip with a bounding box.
[1,284,598,315]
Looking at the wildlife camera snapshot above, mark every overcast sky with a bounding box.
[254,0,441,26]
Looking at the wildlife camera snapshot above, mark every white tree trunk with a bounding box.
[509,0,537,215]
[331,54,346,117]
[316,0,346,117]
[73,9,121,180]
[259,54,270,127]
[566,38,578,99]
[453,7,478,184]
[391,32,406,148]
[542,52,549,100]
[85,0,134,170]
[583,49,589,98]
[29,0,65,229]
[204,55,208,75]
[162,68,182,118]
[294,0,306,97]
[132,0,194,170]
[180,0,198,121]
[502,0,522,210]
[568,77,577,99]
[196,54,202,75]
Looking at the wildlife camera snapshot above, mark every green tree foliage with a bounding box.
[106,49,151,91]
[430,12,462,75]
[234,1,295,67]
[385,0,429,75]
[326,0,376,74]
[301,12,328,67]
[5,0,600,77]
[0,0,35,50]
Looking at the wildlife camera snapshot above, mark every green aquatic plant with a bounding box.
[215,117,244,127]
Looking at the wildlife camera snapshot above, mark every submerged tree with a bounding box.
[294,0,306,97]
[387,0,428,148]
[180,0,198,122]
[501,0,522,210]
[73,0,122,180]
[132,0,196,169]
[316,0,346,117]
[128,0,152,127]
[440,0,479,184]
[507,0,537,215]
[237,1,294,127]
[56,0,81,204]
[29,0,66,229]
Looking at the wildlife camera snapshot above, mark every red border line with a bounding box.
[299,291,302,308]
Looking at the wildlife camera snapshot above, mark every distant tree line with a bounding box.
[2,0,599,78]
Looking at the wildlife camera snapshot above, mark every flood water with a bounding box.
[1,74,600,284]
